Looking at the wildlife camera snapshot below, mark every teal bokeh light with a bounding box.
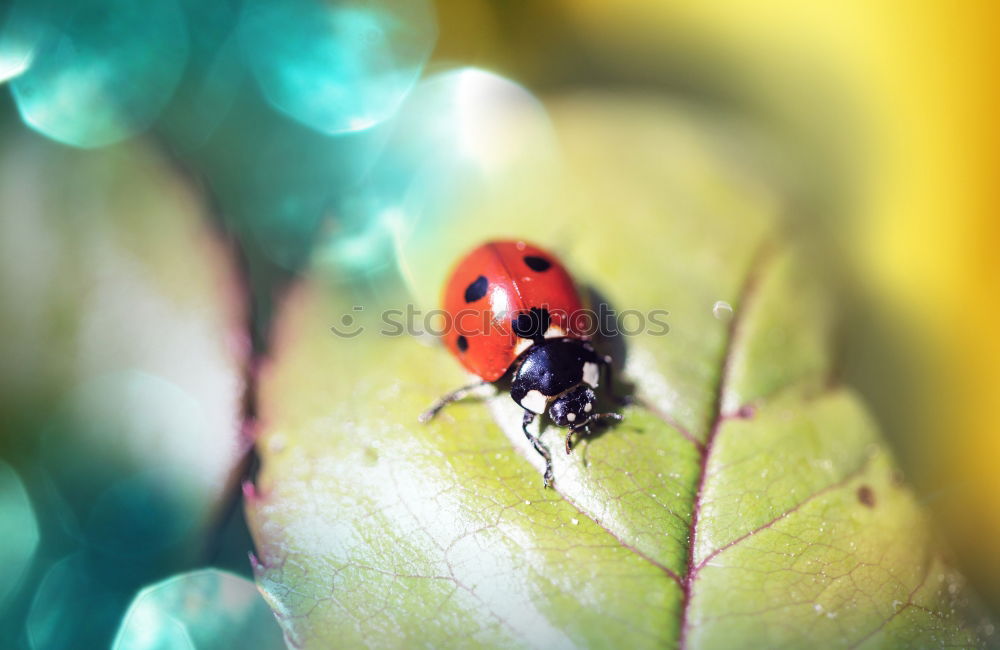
[223,111,390,271]
[0,5,35,83]
[85,470,199,560]
[113,569,285,650]
[239,0,436,134]
[1,0,188,148]
[27,553,125,650]
[0,460,39,608]
[313,182,404,278]
[157,0,245,153]
[38,370,231,568]
[312,68,554,281]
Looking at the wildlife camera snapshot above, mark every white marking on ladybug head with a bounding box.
[566,412,577,422]
[514,337,535,356]
[583,362,600,388]
[584,402,592,413]
[520,390,548,414]
[543,324,566,339]
[514,323,566,356]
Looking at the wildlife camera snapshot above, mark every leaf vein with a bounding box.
[678,242,774,649]
[847,554,936,649]
[694,452,877,571]
[555,489,684,586]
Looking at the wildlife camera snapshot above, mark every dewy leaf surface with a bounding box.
[247,93,987,648]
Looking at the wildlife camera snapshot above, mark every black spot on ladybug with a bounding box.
[857,485,876,508]
[456,335,469,352]
[464,275,488,303]
[524,255,551,272]
[512,307,551,340]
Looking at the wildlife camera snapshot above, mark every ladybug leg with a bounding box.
[419,381,490,423]
[522,410,554,488]
[600,356,632,406]
[565,424,590,455]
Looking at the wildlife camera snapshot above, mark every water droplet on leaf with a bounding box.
[712,300,733,320]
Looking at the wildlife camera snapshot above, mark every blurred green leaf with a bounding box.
[0,124,252,645]
[246,94,988,648]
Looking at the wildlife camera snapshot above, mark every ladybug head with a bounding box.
[549,385,597,428]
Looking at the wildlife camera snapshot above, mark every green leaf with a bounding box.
[247,93,988,648]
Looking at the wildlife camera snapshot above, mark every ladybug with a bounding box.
[420,240,624,487]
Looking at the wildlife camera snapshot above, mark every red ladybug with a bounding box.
[420,240,624,487]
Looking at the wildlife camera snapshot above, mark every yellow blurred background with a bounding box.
[434,0,1000,606]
